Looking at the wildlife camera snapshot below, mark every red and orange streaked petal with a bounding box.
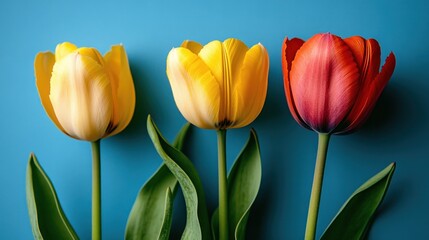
[281,37,308,129]
[338,52,396,134]
[289,33,360,133]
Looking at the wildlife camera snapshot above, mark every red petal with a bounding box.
[344,36,365,70]
[281,37,308,129]
[289,33,360,133]
[376,52,396,90]
[362,39,381,88]
[338,52,396,134]
[344,37,381,88]
[336,38,381,133]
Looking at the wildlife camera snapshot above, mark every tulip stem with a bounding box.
[305,133,330,240]
[217,129,228,240]
[91,140,101,240]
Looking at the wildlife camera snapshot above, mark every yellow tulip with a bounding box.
[34,42,135,141]
[166,38,269,129]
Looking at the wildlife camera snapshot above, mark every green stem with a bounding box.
[217,129,228,240]
[305,133,330,240]
[91,140,101,240]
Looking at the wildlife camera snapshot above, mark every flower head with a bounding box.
[35,42,135,141]
[166,38,269,129]
[282,33,396,134]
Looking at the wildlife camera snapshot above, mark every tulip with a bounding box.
[166,38,269,240]
[34,42,135,240]
[281,33,395,240]
[166,38,269,130]
[283,33,395,134]
[35,42,135,142]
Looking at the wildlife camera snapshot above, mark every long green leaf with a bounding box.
[147,115,211,240]
[26,153,79,240]
[321,162,396,240]
[125,123,191,240]
[211,209,219,240]
[228,129,262,240]
[211,129,262,240]
[158,188,175,239]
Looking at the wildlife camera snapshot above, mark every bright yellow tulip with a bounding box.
[166,38,269,129]
[34,42,135,141]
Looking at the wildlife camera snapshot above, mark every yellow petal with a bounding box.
[76,47,105,65]
[222,38,249,82]
[181,40,203,54]
[197,39,249,127]
[55,42,77,61]
[50,53,113,141]
[222,39,250,124]
[198,40,223,85]
[34,52,67,133]
[103,45,136,137]
[231,43,269,128]
[166,47,220,129]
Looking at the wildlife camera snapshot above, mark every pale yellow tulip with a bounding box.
[35,42,135,141]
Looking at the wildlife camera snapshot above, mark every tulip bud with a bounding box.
[282,33,396,134]
[35,42,135,141]
[166,38,269,129]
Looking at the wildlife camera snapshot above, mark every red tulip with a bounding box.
[282,33,396,134]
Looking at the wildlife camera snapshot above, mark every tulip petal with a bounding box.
[103,45,136,137]
[361,39,382,85]
[196,39,250,128]
[181,40,203,54]
[222,39,250,126]
[376,53,396,91]
[76,47,105,65]
[336,38,382,133]
[34,52,66,133]
[55,42,77,61]
[338,52,395,134]
[231,43,269,128]
[344,37,381,89]
[281,37,308,129]
[197,40,229,124]
[50,53,113,141]
[290,33,360,133]
[198,40,224,86]
[222,38,249,83]
[166,48,220,129]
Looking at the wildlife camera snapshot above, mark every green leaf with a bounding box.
[228,129,262,240]
[26,153,79,240]
[158,187,175,239]
[321,162,396,240]
[147,115,212,240]
[125,123,191,240]
[211,129,262,240]
[211,209,219,240]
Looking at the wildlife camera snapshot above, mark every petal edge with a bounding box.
[104,45,136,137]
[281,37,308,129]
[35,52,66,133]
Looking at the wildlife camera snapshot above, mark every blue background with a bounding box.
[1,0,428,239]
